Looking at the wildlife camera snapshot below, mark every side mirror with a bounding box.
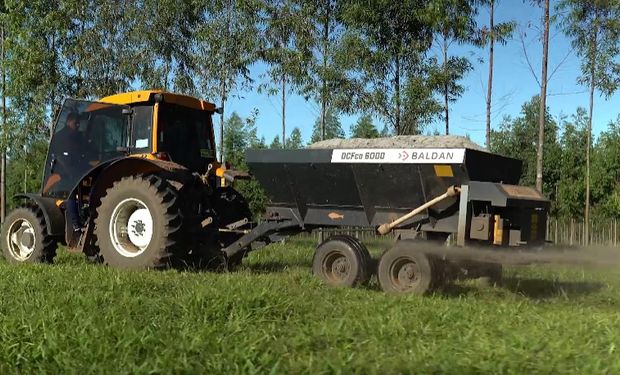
[214,107,224,115]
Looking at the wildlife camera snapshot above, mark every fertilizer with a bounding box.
[308,135,486,151]
[409,243,620,268]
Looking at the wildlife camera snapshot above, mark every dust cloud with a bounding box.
[399,242,620,268]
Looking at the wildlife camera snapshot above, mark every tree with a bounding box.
[535,0,550,193]
[338,0,438,135]
[285,127,303,149]
[298,0,345,142]
[310,109,344,143]
[431,0,479,135]
[195,0,260,163]
[259,0,312,147]
[270,135,282,149]
[350,114,379,138]
[481,0,515,148]
[559,0,620,243]
[222,111,267,216]
[555,109,588,219]
[132,0,202,95]
[591,117,620,218]
[490,96,561,205]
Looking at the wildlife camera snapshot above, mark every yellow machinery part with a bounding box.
[493,214,503,246]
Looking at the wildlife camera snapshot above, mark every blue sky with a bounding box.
[222,0,619,147]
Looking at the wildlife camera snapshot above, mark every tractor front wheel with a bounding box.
[1,207,57,263]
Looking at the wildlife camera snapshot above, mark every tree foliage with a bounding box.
[350,114,379,139]
[310,109,344,143]
[490,96,561,208]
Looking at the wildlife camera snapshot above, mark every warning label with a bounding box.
[330,148,465,164]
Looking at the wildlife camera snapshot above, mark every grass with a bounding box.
[1,238,620,374]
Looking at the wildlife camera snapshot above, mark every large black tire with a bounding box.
[312,235,372,288]
[94,175,187,270]
[377,243,436,295]
[1,206,57,263]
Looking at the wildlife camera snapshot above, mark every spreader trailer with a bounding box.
[0,90,548,295]
[223,146,550,294]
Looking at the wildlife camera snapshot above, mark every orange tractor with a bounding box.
[1,91,251,269]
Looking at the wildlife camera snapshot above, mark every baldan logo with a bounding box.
[328,212,345,220]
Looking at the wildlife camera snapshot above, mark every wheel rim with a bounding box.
[109,198,153,258]
[321,251,351,283]
[389,257,420,291]
[6,218,36,261]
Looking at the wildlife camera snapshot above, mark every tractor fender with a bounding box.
[13,193,65,236]
[86,157,192,211]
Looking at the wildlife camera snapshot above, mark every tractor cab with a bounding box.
[43,91,218,199]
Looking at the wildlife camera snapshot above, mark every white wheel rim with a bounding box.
[109,198,153,258]
[6,218,36,261]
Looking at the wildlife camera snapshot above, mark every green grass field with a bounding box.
[1,238,620,374]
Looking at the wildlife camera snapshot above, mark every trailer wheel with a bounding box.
[312,235,372,288]
[377,244,435,295]
[94,175,187,269]
[1,206,57,263]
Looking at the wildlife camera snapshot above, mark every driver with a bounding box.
[53,112,87,247]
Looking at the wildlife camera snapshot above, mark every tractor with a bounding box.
[1,91,251,269]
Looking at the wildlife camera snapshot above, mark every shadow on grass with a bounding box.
[240,259,313,274]
[499,277,604,299]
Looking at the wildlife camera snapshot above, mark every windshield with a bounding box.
[43,99,129,198]
[157,103,215,172]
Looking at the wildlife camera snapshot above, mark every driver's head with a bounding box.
[66,112,80,131]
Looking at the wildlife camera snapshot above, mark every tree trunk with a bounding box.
[320,1,329,141]
[395,56,401,135]
[485,0,495,149]
[535,0,549,193]
[585,68,594,246]
[220,79,227,165]
[1,24,5,223]
[443,31,449,135]
[282,75,286,147]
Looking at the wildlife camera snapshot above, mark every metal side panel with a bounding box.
[457,185,469,247]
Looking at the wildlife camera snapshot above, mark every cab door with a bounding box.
[43,99,131,199]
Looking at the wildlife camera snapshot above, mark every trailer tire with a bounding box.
[312,235,372,288]
[377,243,435,295]
[2,207,57,264]
[94,175,187,269]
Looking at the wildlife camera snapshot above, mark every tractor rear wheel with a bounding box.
[377,242,437,295]
[312,235,372,288]
[1,207,57,263]
[94,175,188,269]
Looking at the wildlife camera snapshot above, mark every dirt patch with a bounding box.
[308,135,486,151]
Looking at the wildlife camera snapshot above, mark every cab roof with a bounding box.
[99,90,217,112]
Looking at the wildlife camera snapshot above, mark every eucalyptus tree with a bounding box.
[350,114,379,139]
[310,109,344,143]
[430,0,480,135]
[337,0,438,135]
[480,0,515,148]
[63,1,140,98]
[559,0,620,244]
[534,0,550,193]
[298,0,346,141]
[195,0,261,163]
[130,0,204,95]
[259,0,313,146]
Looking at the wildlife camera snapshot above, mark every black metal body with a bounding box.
[227,147,550,255]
